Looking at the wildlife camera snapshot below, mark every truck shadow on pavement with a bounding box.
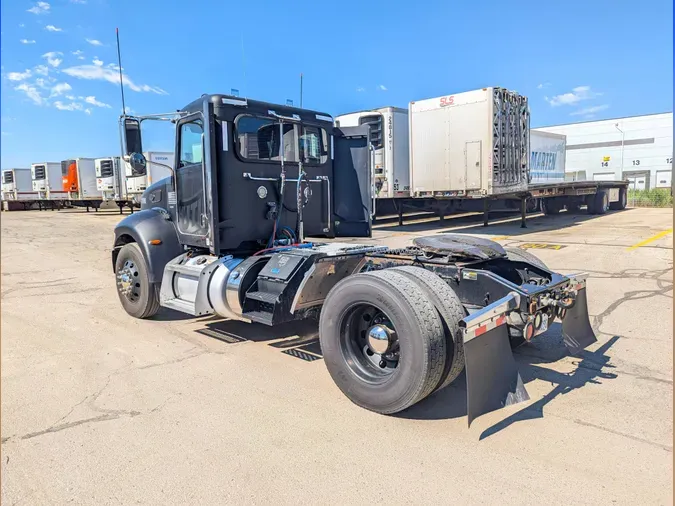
[398,326,619,440]
[195,317,619,438]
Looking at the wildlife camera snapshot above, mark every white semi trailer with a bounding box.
[2,168,35,201]
[96,156,127,201]
[409,87,530,198]
[335,107,410,199]
[31,162,67,200]
[529,131,566,184]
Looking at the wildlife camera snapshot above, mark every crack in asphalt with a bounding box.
[572,418,672,452]
[137,350,207,370]
[2,349,216,445]
[592,284,673,332]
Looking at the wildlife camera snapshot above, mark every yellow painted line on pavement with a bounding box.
[627,228,673,251]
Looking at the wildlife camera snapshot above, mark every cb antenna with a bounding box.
[116,27,127,115]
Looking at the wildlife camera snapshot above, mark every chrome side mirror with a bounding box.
[125,152,147,176]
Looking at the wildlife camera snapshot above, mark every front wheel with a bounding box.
[115,242,160,319]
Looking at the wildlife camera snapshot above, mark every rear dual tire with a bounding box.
[319,269,448,414]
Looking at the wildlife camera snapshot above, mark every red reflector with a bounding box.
[474,325,487,337]
[575,283,583,291]
[496,315,506,326]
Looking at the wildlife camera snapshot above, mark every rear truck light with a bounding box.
[460,292,529,426]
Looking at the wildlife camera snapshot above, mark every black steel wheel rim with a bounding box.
[116,258,142,304]
[339,303,400,384]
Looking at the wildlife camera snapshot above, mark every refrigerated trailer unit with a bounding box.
[125,151,174,203]
[96,157,127,201]
[32,162,68,200]
[61,158,100,206]
[2,168,35,201]
[335,107,410,199]
[409,87,530,198]
[529,131,566,184]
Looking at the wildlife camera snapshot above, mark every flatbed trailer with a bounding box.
[372,179,630,228]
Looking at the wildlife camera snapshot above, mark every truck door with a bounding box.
[172,105,220,252]
[332,126,372,237]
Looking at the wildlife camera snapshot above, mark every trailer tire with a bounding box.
[114,242,160,319]
[505,247,547,270]
[391,266,466,391]
[609,187,627,210]
[319,269,446,414]
[541,198,561,215]
[593,190,610,215]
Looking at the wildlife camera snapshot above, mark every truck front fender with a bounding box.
[112,208,182,284]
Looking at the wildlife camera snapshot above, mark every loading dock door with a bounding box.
[655,170,672,188]
[627,176,647,190]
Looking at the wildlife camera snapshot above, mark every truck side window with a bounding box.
[179,120,203,168]
[299,126,328,164]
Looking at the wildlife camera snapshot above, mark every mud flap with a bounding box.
[461,293,530,427]
[562,285,597,355]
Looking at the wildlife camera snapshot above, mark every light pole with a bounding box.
[614,123,625,178]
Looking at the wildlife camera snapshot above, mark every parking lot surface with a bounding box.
[1,207,673,505]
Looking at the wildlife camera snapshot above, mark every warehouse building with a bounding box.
[534,112,673,190]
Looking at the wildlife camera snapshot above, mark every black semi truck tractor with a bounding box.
[112,94,597,426]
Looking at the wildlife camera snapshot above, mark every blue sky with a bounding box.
[1,0,673,169]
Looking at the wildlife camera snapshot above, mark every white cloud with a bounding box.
[19,24,25,28]
[537,82,551,89]
[84,95,111,108]
[545,86,601,107]
[20,39,36,44]
[124,106,134,115]
[42,51,63,67]
[85,108,92,114]
[356,87,365,92]
[61,64,167,94]
[33,64,50,76]
[93,58,103,66]
[50,82,72,97]
[8,69,32,81]
[378,84,387,91]
[15,83,45,105]
[35,78,49,88]
[86,38,103,46]
[71,0,87,3]
[570,104,609,116]
[65,94,76,100]
[53,100,84,111]
[45,25,63,32]
[1,131,11,136]
[72,50,83,56]
[27,2,50,14]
